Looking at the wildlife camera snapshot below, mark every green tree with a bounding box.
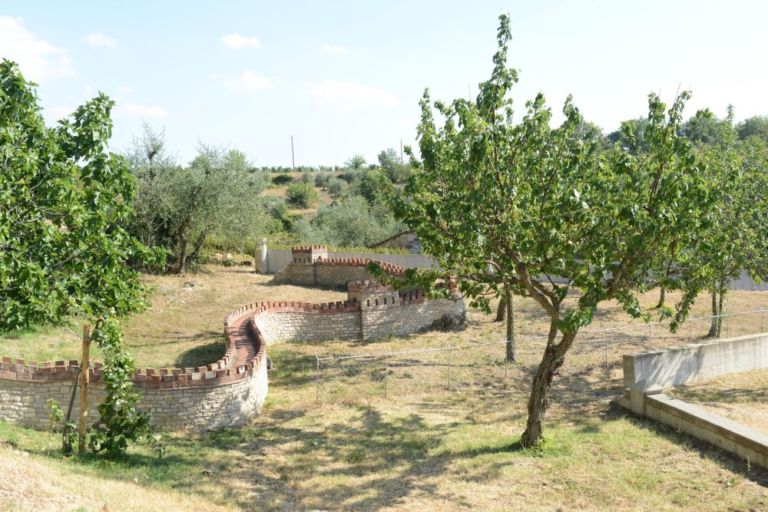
[357,170,392,205]
[0,59,154,329]
[286,182,319,208]
[386,16,717,447]
[0,59,156,456]
[345,154,367,170]
[736,115,768,142]
[377,147,410,183]
[293,195,403,247]
[128,131,269,273]
[684,114,768,337]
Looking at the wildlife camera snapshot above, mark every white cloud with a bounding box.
[309,80,398,108]
[117,85,133,93]
[322,43,346,56]
[221,33,261,49]
[211,70,271,92]
[114,102,169,119]
[85,32,118,48]
[0,17,74,83]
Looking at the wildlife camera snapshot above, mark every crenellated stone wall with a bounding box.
[0,304,269,432]
[0,245,465,433]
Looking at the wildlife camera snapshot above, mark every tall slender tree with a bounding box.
[386,16,719,446]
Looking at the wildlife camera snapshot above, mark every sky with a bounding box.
[1,1,767,167]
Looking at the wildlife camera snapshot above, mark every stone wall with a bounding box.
[0,304,269,432]
[253,301,362,343]
[271,246,407,288]
[0,357,267,431]
[248,284,465,345]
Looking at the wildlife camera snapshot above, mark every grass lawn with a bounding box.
[1,266,767,511]
[669,369,768,435]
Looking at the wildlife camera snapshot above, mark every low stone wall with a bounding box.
[253,301,362,343]
[619,334,768,469]
[271,247,407,289]
[0,304,269,432]
[249,286,465,344]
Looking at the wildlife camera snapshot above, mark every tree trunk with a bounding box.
[187,230,207,265]
[174,218,192,274]
[495,293,506,322]
[656,286,665,309]
[520,322,576,447]
[505,290,515,362]
[707,289,721,338]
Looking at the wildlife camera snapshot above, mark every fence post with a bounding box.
[648,323,652,347]
[762,310,765,333]
[78,324,91,455]
[384,351,389,399]
[315,353,320,405]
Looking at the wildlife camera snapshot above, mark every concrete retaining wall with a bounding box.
[620,333,768,469]
[623,333,768,390]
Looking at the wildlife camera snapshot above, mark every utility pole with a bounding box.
[290,136,295,170]
[400,139,404,164]
[291,136,296,170]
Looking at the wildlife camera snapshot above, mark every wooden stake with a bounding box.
[78,324,91,455]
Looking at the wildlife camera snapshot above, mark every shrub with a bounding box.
[286,183,319,208]
[272,174,294,186]
[327,177,347,196]
[315,173,331,189]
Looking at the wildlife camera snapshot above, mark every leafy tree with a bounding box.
[0,59,156,456]
[327,177,347,196]
[357,170,392,205]
[128,132,269,273]
[385,16,717,447]
[684,114,768,337]
[682,108,731,145]
[293,195,403,247]
[378,147,410,183]
[286,182,319,208]
[345,154,367,171]
[604,117,650,153]
[272,174,294,185]
[736,115,768,142]
[0,59,154,330]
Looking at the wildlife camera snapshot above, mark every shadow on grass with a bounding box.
[618,406,768,487]
[175,340,228,368]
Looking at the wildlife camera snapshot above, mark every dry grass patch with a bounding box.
[2,267,768,510]
[669,369,768,435]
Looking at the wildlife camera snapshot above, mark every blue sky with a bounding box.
[2,1,767,166]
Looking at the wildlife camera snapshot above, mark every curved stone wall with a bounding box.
[0,246,465,433]
[0,305,268,432]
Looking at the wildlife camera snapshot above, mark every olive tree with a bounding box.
[128,130,269,273]
[386,16,717,446]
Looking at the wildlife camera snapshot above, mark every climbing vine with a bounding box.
[88,317,150,458]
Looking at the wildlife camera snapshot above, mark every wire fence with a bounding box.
[311,309,768,406]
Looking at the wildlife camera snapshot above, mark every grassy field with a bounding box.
[1,266,767,511]
[669,369,768,435]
